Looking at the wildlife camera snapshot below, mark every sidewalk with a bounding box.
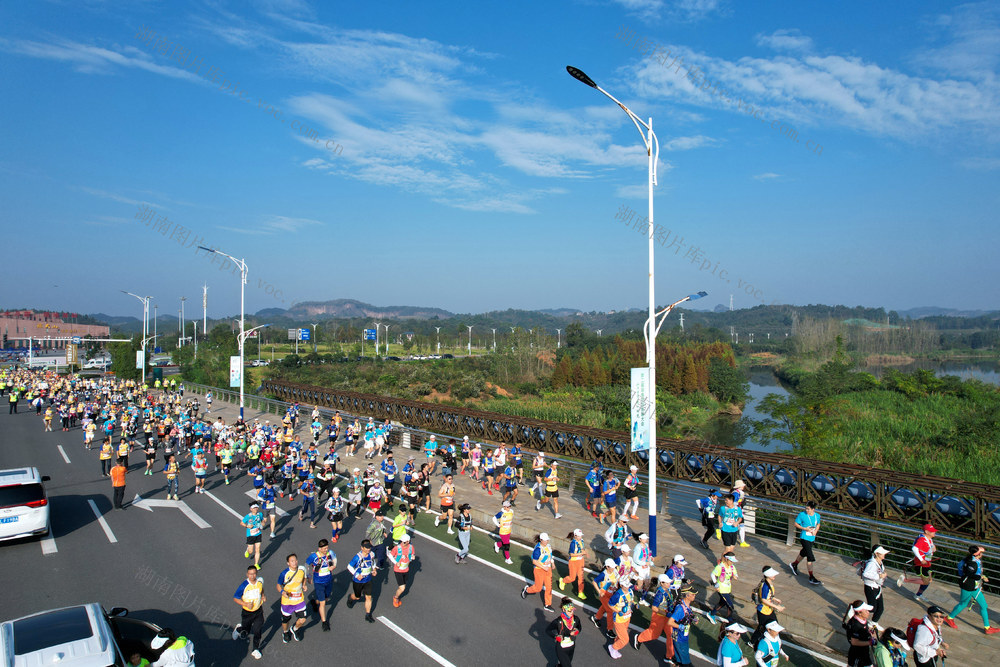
[210,400,997,664]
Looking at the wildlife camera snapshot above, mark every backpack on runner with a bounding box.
[905,617,923,648]
[751,579,765,606]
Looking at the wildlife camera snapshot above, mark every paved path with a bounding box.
[211,398,999,665]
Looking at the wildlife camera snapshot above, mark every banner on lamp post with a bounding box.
[135,350,145,370]
[229,356,242,388]
[630,367,651,452]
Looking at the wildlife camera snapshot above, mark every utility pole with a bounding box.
[202,283,208,340]
[491,328,496,351]
[556,328,561,348]
[179,296,187,346]
[435,327,441,355]
[729,294,733,311]
[467,325,473,356]
[679,313,684,331]
[312,323,319,354]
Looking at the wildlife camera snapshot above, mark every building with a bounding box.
[1,310,110,350]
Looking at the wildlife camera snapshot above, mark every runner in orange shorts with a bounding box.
[521,533,555,611]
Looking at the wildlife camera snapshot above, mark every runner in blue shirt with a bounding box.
[716,622,750,667]
[790,501,822,585]
[346,540,378,623]
[240,502,263,568]
[305,539,337,631]
[718,493,744,558]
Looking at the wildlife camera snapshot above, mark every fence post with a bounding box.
[786,514,797,546]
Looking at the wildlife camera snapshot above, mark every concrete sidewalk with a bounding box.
[208,399,998,665]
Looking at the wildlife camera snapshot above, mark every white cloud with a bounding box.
[911,2,1000,80]
[753,172,781,180]
[611,0,725,22]
[663,135,719,150]
[76,186,159,209]
[960,157,1000,170]
[755,29,813,53]
[220,215,324,236]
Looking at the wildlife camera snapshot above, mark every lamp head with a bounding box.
[566,66,597,89]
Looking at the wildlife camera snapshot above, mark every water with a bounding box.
[706,359,999,453]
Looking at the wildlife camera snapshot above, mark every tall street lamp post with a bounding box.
[122,291,152,383]
[198,247,248,421]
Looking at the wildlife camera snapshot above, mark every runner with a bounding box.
[558,528,587,600]
[590,559,619,639]
[389,533,415,607]
[422,434,438,475]
[718,493,744,559]
[481,448,496,495]
[716,622,749,667]
[456,503,472,563]
[913,605,949,667]
[298,475,317,525]
[605,516,631,559]
[731,480,751,547]
[162,453,179,500]
[305,539,337,631]
[944,544,999,634]
[346,539,378,623]
[706,553,739,625]
[668,586,698,667]
[392,502,411,546]
[348,467,364,518]
[749,567,784,650]
[256,478,278,539]
[232,565,266,660]
[696,489,720,550]
[789,500,823,585]
[380,452,398,497]
[493,500,515,565]
[322,488,345,539]
[435,473,456,534]
[144,437,157,475]
[622,465,641,519]
[276,554,309,643]
[843,600,876,667]
[546,598,582,667]
[521,532,555,612]
[501,460,518,505]
[365,509,389,569]
[366,479,389,514]
[632,533,654,604]
[537,460,562,519]
[241,502,264,568]
[632,574,674,660]
[606,570,636,659]
[862,545,891,628]
[872,627,911,667]
[910,524,938,601]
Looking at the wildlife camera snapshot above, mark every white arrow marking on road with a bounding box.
[57,446,70,463]
[377,617,457,667]
[132,494,211,529]
[245,490,290,517]
[40,533,57,555]
[203,490,243,520]
[87,499,118,543]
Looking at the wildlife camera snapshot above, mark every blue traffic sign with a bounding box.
[364,329,377,341]
[71,336,81,344]
[299,328,310,341]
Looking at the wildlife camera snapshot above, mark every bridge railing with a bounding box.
[257,379,1000,541]
[180,380,999,593]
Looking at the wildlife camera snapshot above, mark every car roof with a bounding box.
[1,603,116,667]
[0,468,41,486]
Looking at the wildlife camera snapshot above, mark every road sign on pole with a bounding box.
[299,328,310,341]
[71,336,81,344]
[287,328,297,341]
[364,328,377,341]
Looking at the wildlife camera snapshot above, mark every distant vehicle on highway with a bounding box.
[441,353,455,359]
[249,359,269,367]
[0,603,165,667]
[83,358,110,370]
[0,467,51,541]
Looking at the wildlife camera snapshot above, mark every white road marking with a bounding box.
[131,494,211,529]
[57,445,70,463]
[203,490,243,520]
[87,499,118,543]
[245,489,289,517]
[40,533,57,555]
[377,616,458,667]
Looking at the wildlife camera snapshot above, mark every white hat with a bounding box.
[353,467,360,472]
[150,633,172,650]
[573,528,584,536]
[673,554,687,564]
[723,554,738,562]
[726,623,749,633]
[630,465,638,471]
[874,545,890,555]
[854,602,874,612]
[733,480,746,489]
[604,558,616,568]
[399,533,411,542]
[619,516,629,522]
[766,621,784,633]
[619,544,631,552]
[763,567,780,578]
[539,533,550,541]
[889,631,911,652]
[638,533,649,541]
[502,500,511,507]
[657,573,671,583]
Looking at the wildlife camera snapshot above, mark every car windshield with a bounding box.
[13,607,93,655]
[0,483,44,508]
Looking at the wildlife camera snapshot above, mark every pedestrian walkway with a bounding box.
[207,399,997,665]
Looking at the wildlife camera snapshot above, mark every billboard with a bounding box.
[630,367,651,452]
[229,355,242,388]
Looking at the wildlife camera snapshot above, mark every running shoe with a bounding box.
[577,592,586,600]
[495,542,500,553]
[739,542,750,548]
[251,650,262,659]
[365,613,375,623]
[559,580,566,591]
[455,554,462,564]
[393,597,402,608]
[505,558,513,564]
[543,605,554,613]
[435,516,440,527]
[521,585,528,599]
[608,645,622,659]
[290,627,300,642]
[986,627,1000,634]
[943,618,957,629]
[270,532,276,538]
[322,620,330,632]
[809,575,822,586]
[447,529,454,535]
[705,612,717,625]
[554,513,562,519]
[715,529,721,541]
[536,500,541,511]
[632,633,640,650]
[245,548,251,558]
[346,597,356,609]
[630,514,639,520]
[232,626,242,640]
[282,631,291,644]
[789,561,799,575]
[700,539,709,550]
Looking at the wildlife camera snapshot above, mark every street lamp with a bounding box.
[121,291,152,383]
[312,323,319,354]
[383,324,392,356]
[179,296,187,347]
[596,329,603,337]
[556,328,561,349]
[491,328,497,351]
[198,246,248,421]
[467,325,473,356]
[373,321,382,357]
[435,327,441,355]
[567,64,665,553]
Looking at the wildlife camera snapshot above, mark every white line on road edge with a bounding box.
[87,499,118,543]
[377,616,458,667]
[57,445,70,463]
[40,533,57,555]
[244,490,290,517]
[204,490,244,520]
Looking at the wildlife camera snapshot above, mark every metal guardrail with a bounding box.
[183,380,998,593]
[258,379,1000,541]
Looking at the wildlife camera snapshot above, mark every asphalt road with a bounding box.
[0,407,712,667]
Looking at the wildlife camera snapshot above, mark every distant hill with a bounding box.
[277,299,454,321]
[897,306,996,319]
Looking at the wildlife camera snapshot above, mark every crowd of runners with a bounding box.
[2,365,996,666]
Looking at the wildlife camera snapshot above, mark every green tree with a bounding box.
[707,358,749,404]
[109,337,141,382]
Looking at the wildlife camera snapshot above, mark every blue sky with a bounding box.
[1,0,998,319]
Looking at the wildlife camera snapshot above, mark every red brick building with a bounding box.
[1,310,110,349]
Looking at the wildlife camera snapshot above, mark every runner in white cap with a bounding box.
[756,620,789,667]
[559,528,588,600]
[716,622,749,667]
[522,533,555,612]
[622,465,641,519]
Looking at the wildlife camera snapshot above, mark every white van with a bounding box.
[0,468,50,541]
